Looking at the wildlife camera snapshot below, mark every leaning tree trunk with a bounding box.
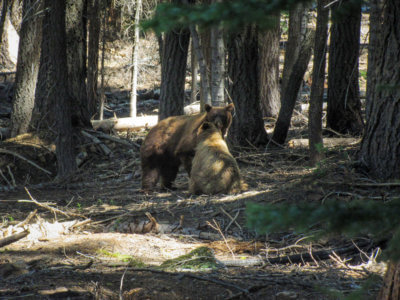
[359,0,400,180]
[10,0,42,137]
[227,25,269,147]
[326,0,363,135]
[281,2,307,96]
[272,30,314,145]
[66,0,90,127]
[48,0,76,178]
[258,13,280,117]
[308,0,329,165]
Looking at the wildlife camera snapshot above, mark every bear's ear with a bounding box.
[226,103,234,112]
[205,104,212,112]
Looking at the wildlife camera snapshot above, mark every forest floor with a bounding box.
[0,15,392,300]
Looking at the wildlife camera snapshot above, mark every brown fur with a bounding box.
[189,122,247,195]
[141,104,234,191]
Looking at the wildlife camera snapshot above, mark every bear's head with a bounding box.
[204,103,234,138]
[196,122,224,144]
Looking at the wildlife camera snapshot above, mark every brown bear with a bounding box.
[189,122,247,195]
[140,103,234,191]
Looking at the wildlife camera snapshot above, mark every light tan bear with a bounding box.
[189,122,247,195]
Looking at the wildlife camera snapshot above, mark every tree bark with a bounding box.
[66,0,90,127]
[158,1,191,120]
[308,0,329,166]
[365,0,384,122]
[189,24,211,106]
[258,13,280,117]
[227,25,268,147]
[87,0,100,119]
[272,30,314,145]
[378,261,400,300]
[48,0,76,178]
[326,0,363,135]
[0,0,8,49]
[10,0,42,137]
[33,0,52,130]
[359,0,400,179]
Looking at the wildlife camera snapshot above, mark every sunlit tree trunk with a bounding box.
[259,13,280,117]
[210,4,225,107]
[130,0,142,118]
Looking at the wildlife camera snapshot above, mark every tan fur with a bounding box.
[189,122,247,195]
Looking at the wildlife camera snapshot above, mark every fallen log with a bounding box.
[0,230,29,248]
[91,116,158,131]
[288,137,360,149]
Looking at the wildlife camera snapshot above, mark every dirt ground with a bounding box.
[0,14,390,300]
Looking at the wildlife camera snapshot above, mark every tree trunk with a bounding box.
[359,0,400,179]
[378,261,400,300]
[227,25,268,147]
[308,0,329,166]
[365,0,384,122]
[87,0,100,119]
[272,30,314,145]
[258,13,280,117]
[326,0,363,135]
[210,17,225,106]
[158,0,191,121]
[10,0,42,137]
[66,0,90,127]
[129,0,141,118]
[48,0,76,178]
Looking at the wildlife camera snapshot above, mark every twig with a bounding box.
[24,187,85,218]
[89,130,141,149]
[220,208,241,233]
[129,268,249,294]
[15,209,38,228]
[119,266,129,300]
[207,219,235,259]
[81,130,112,156]
[0,230,29,247]
[7,165,16,187]
[0,169,12,186]
[0,149,52,175]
